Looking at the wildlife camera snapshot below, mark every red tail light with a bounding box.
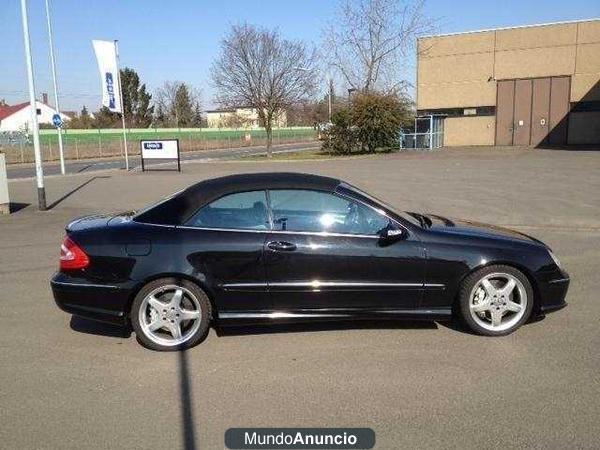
[60,236,90,270]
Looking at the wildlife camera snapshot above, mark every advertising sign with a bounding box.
[140,139,180,172]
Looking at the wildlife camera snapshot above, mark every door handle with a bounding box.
[267,241,297,251]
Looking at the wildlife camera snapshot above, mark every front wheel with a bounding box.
[131,278,211,351]
[457,265,533,336]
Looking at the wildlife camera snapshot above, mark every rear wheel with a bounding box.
[458,265,533,336]
[131,278,211,351]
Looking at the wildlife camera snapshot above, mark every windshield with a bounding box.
[338,182,421,226]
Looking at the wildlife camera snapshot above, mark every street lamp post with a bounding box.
[20,0,46,210]
[44,0,65,175]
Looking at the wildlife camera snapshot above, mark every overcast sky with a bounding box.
[1,0,598,111]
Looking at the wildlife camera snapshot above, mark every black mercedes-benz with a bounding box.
[51,172,569,351]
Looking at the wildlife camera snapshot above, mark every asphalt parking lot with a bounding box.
[1,146,599,449]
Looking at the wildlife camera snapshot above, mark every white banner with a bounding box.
[92,40,122,113]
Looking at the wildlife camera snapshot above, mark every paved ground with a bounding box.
[6,141,319,179]
[1,147,599,449]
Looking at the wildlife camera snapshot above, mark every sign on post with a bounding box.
[140,139,181,172]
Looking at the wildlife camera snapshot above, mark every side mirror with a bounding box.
[379,224,405,244]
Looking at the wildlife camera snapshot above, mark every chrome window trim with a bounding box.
[176,225,379,239]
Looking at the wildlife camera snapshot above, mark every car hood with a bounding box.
[421,214,544,245]
[66,211,134,232]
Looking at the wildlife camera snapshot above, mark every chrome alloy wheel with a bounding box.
[138,284,202,347]
[469,273,528,332]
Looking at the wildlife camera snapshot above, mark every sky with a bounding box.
[1,0,599,111]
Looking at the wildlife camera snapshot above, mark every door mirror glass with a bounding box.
[379,222,405,243]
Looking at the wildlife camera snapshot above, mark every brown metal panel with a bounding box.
[495,80,515,145]
[513,79,533,146]
[548,76,571,145]
[531,78,551,146]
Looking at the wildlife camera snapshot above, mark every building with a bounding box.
[206,107,287,129]
[416,19,600,146]
[0,99,71,132]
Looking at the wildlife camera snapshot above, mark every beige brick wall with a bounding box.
[417,19,600,110]
[443,117,496,147]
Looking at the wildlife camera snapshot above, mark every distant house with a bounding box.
[0,100,71,132]
[205,106,287,129]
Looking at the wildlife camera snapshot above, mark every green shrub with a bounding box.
[322,109,359,154]
[322,92,412,154]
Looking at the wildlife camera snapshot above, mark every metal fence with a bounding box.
[0,128,319,164]
[400,115,444,150]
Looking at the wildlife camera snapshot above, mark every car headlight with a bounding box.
[548,249,562,269]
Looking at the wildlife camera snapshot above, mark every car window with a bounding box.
[269,189,389,235]
[185,190,269,230]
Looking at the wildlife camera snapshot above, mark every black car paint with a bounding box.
[51,173,569,327]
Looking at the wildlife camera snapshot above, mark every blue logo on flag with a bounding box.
[143,142,163,150]
[52,114,63,128]
[105,72,116,109]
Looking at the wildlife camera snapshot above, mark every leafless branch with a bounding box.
[324,0,433,94]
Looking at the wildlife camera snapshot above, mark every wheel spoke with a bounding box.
[471,298,491,313]
[505,300,523,313]
[167,321,182,339]
[179,309,200,321]
[500,278,517,296]
[490,309,503,327]
[148,296,166,313]
[148,318,164,332]
[481,279,496,296]
[170,289,184,308]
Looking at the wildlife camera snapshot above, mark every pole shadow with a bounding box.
[47,175,110,210]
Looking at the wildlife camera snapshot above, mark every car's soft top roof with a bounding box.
[185,172,341,198]
[135,172,341,226]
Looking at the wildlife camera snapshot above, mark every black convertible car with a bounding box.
[51,173,569,351]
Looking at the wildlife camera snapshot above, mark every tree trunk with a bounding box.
[266,126,273,157]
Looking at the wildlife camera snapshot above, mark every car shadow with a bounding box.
[69,315,131,338]
[214,319,439,337]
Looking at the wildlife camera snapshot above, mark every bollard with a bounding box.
[0,154,10,214]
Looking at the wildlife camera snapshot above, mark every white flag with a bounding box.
[92,40,122,113]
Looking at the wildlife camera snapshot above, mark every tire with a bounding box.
[131,278,212,351]
[457,265,534,336]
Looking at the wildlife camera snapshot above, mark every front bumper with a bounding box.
[51,272,132,326]
[537,272,570,315]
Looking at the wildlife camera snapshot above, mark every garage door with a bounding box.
[495,76,571,146]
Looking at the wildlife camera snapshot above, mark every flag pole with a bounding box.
[114,40,129,171]
[20,0,46,210]
[44,0,65,175]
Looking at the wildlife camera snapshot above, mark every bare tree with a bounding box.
[324,0,432,93]
[211,23,318,156]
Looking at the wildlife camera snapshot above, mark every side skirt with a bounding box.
[217,308,452,324]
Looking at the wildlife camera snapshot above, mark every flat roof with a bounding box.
[418,17,600,40]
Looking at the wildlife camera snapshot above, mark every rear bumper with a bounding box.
[51,272,132,326]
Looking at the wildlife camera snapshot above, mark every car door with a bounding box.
[264,189,425,311]
[179,190,270,311]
